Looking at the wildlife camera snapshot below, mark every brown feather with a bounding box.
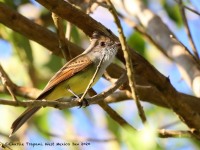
[37,55,93,100]
[10,107,41,136]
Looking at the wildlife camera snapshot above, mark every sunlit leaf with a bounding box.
[122,125,161,150]
[162,0,183,26]
[127,32,146,56]
[43,54,62,73]
[71,27,81,45]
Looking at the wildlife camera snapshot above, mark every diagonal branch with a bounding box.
[0,64,18,101]
[52,13,71,61]
[0,2,82,58]
[105,0,147,124]
[177,0,199,59]
[35,0,113,38]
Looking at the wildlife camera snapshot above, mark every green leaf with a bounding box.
[127,32,146,56]
[9,31,33,64]
[71,26,81,45]
[122,125,162,150]
[43,54,63,73]
[162,0,183,26]
[142,0,148,6]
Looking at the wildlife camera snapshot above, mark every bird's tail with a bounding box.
[10,106,41,136]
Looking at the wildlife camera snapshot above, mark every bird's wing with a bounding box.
[37,55,93,99]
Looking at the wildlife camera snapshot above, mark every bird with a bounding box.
[10,31,121,136]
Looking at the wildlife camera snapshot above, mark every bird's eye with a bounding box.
[100,42,105,47]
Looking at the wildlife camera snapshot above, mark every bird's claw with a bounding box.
[78,98,89,108]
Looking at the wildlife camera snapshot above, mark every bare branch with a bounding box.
[158,129,192,138]
[35,0,114,39]
[0,73,127,109]
[52,13,71,61]
[105,0,147,123]
[0,64,18,101]
[174,0,200,16]
[177,0,199,59]
[0,2,82,58]
[79,54,105,103]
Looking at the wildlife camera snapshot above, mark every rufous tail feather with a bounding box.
[10,107,41,136]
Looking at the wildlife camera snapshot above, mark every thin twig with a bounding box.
[105,0,147,124]
[89,73,127,104]
[66,22,72,41]
[89,88,136,131]
[65,21,72,60]
[158,129,192,138]
[103,71,118,83]
[169,34,198,63]
[174,0,200,16]
[159,120,180,129]
[0,64,18,101]
[0,141,12,150]
[184,5,200,16]
[117,12,170,58]
[79,54,105,103]
[52,13,71,61]
[177,0,199,59]
[0,73,127,109]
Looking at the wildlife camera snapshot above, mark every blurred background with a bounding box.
[0,0,200,149]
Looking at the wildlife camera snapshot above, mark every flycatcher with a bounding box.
[11,31,121,135]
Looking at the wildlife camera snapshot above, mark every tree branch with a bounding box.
[0,64,18,101]
[106,0,146,123]
[177,0,199,59]
[122,0,200,97]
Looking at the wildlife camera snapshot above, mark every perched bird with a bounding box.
[10,31,121,135]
